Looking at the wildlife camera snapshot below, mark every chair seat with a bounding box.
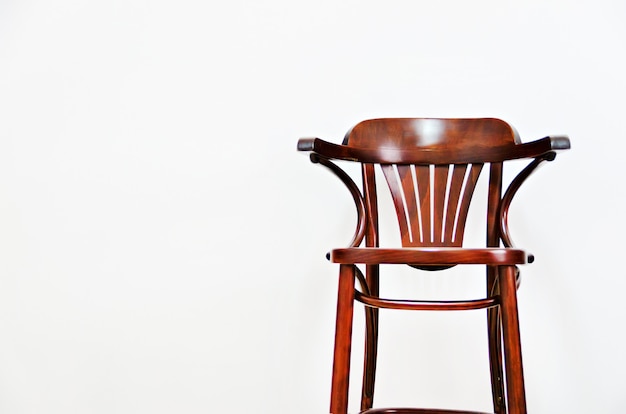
[331,247,528,266]
[361,408,493,414]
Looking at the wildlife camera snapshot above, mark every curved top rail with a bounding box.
[344,118,521,147]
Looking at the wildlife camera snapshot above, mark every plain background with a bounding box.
[0,0,624,413]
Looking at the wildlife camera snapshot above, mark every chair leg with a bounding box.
[487,267,506,414]
[487,307,506,413]
[361,306,378,411]
[361,265,379,411]
[330,264,356,414]
[499,265,527,414]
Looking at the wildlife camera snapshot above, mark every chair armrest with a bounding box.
[297,137,361,162]
[545,135,571,150]
[509,135,571,160]
[298,136,570,164]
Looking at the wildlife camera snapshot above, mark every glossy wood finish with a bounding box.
[486,163,506,414]
[362,409,492,414]
[379,163,483,248]
[331,247,527,266]
[499,265,527,412]
[361,163,380,411]
[330,264,356,414]
[343,118,520,149]
[298,118,570,414]
[297,132,569,165]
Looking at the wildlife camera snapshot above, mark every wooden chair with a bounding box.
[297,118,570,414]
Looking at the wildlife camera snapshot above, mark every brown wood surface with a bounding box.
[298,118,570,414]
[361,408,492,414]
[331,247,527,265]
[361,163,380,411]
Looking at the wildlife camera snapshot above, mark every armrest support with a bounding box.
[499,136,570,251]
[303,153,367,249]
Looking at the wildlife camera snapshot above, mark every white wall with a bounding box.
[0,0,624,412]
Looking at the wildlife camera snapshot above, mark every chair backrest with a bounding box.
[343,118,520,249]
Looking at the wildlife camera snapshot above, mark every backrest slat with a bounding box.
[414,165,430,244]
[380,162,483,247]
[444,164,467,243]
[432,165,449,245]
[452,164,483,245]
[380,164,412,244]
